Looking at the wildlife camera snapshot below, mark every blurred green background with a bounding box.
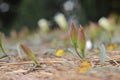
[0,0,120,35]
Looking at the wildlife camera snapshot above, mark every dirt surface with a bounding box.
[0,30,120,80]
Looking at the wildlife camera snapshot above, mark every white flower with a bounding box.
[63,1,74,11]
[86,40,92,50]
[98,17,115,31]
[54,13,68,31]
[38,19,49,33]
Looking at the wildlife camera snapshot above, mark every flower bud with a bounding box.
[69,22,78,48]
[77,27,86,55]
[54,13,68,31]
[20,44,40,67]
[38,19,49,33]
[98,17,115,32]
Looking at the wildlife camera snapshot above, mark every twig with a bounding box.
[107,50,120,54]
[107,56,119,66]
[0,60,64,66]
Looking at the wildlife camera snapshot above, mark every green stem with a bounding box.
[0,44,8,56]
[0,55,8,59]
[33,59,41,67]
[74,43,83,59]
[81,49,85,60]
[108,31,113,43]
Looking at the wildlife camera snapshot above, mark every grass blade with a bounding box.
[99,44,106,63]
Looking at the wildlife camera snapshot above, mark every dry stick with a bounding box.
[0,60,65,66]
[107,56,119,66]
[107,50,120,54]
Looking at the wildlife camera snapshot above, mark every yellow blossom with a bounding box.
[78,61,91,74]
[106,43,117,51]
[55,49,64,57]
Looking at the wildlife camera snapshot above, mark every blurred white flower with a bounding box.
[38,19,49,33]
[0,2,10,12]
[64,1,74,11]
[98,17,115,31]
[86,40,92,50]
[54,13,68,31]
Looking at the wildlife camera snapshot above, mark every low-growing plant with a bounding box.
[0,32,8,59]
[68,22,86,60]
[20,44,40,67]
[98,17,116,42]
[99,44,107,63]
[88,22,102,48]
[98,17,119,50]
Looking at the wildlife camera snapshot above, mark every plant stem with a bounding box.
[0,55,8,59]
[74,43,83,59]
[33,59,41,67]
[0,43,8,58]
[81,49,85,60]
[108,31,113,43]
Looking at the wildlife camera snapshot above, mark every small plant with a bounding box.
[20,44,40,67]
[99,44,107,63]
[68,22,86,60]
[98,17,115,42]
[0,32,8,59]
[88,22,102,48]
[98,17,118,50]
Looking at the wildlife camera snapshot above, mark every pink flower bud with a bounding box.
[77,27,86,55]
[68,22,78,48]
[20,44,40,67]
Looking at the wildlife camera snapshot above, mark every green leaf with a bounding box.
[99,44,106,63]
[20,44,40,67]
[0,32,8,59]
[67,48,79,57]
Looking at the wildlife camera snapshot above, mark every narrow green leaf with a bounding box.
[0,32,8,59]
[99,44,106,63]
[68,48,79,57]
[20,44,40,67]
